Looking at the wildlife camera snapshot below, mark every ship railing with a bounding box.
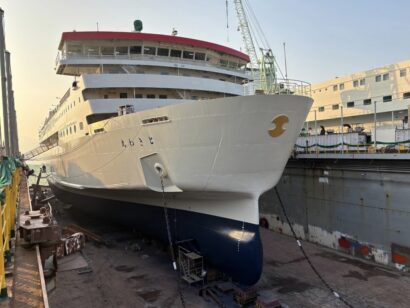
[23,143,58,161]
[244,78,311,97]
[275,79,311,97]
[56,52,248,74]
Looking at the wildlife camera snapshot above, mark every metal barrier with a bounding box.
[0,167,21,298]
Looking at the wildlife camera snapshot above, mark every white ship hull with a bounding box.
[39,95,311,223]
[36,94,312,284]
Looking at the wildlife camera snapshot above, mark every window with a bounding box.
[104,94,109,99]
[400,69,407,77]
[134,94,143,98]
[79,122,84,130]
[318,106,325,112]
[333,85,338,91]
[116,46,128,55]
[170,49,182,58]
[347,101,355,108]
[375,75,381,82]
[220,59,228,67]
[360,78,365,86]
[383,95,392,102]
[159,95,167,99]
[157,48,169,56]
[130,46,142,54]
[74,125,77,133]
[147,94,156,99]
[332,104,339,110]
[404,92,410,99]
[86,46,99,56]
[101,46,114,56]
[69,127,72,134]
[160,72,169,75]
[183,51,194,59]
[143,46,156,55]
[353,80,359,87]
[120,93,128,98]
[195,52,206,61]
[339,83,345,90]
[383,73,389,81]
[363,99,371,105]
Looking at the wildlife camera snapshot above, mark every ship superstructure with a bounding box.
[31,29,312,285]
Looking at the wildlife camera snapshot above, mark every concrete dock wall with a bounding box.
[259,158,410,270]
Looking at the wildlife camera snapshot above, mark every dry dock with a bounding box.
[46,200,410,308]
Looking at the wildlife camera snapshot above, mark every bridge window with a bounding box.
[157,48,169,56]
[363,99,371,105]
[360,78,365,85]
[332,104,339,110]
[130,46,142,54]
[147,94,156,99]
[383,73,389,81]
[120,93,128,98]
[159,95,167,99]
[353,80,358,87]
[86,46,99,56]
[101,46,114,56]
[318,106,325,112]
[404,92,410,99]
[143,46,156,55]
[195,52,206,61]
[400,69,407,77]
[134,94,143,98]
[183,51,194,59]
[347,101,354,108]
[170,49,182,58]
[375,75,381,82]
[79,122,84,130]
[116,46,128,55]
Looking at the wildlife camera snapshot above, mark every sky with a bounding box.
[1,0,410,152]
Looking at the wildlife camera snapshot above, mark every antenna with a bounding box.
[283,42,288,80]
[96,22,99,31]
[225,0,230,42]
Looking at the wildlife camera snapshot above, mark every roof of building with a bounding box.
[59,31,250,62]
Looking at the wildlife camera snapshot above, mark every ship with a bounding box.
[28,25,312,285]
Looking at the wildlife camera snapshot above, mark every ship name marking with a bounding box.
[121,136,155,148]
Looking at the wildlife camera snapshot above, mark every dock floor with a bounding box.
[10,177,46,307]
[47,202,410,307]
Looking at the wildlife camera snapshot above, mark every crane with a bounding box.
[232,0,278,94]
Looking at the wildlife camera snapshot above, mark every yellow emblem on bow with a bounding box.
[268,115,289,137]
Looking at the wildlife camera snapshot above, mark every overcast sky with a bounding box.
[2,0,410,151]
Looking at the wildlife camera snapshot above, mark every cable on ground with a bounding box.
[274,187,354,308]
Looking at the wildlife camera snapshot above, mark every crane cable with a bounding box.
[274,187,354,308]
[160,175,186,308]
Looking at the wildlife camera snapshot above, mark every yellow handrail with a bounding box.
[0,167,21,298]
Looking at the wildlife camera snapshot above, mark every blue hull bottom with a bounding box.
[48,182,263,285]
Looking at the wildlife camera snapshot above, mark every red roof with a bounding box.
[59,31,250,62]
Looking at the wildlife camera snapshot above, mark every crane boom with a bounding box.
[233,0,277,94]
[233,0,258,69]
